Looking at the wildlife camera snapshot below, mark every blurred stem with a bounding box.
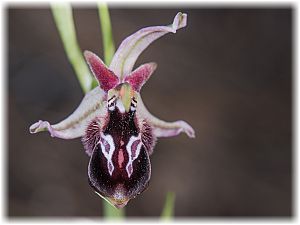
[161,192,175,220]
[98,3,125,219]
[51,3,95,93]
[98,3,115,65]
[103,201,125,219]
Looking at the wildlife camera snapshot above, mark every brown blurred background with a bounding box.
[8,6,292,217]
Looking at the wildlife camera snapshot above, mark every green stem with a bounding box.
[161,192,176,220]
[98,3,115,65]
[51,3,95,93]
[103,200,125,219]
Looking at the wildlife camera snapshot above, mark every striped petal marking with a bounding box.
[99,133,115,176]
[126,134,143,178]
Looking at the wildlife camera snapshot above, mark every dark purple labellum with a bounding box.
[86,107,152,208]
[88,141,150,208]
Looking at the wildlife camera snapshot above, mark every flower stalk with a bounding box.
[98,3,115,65]
[51,3,95,93]
[161,192,175,220]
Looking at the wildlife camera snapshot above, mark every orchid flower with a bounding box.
[29,12,194,208]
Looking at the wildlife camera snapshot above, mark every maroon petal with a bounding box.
[124,63,157,92]
[84,51,119,92]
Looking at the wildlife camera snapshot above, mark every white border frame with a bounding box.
[1,1,297,224]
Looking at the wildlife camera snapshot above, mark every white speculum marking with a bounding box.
[126,134,143,178]
[99,129,142,178]
[99,133,115,176]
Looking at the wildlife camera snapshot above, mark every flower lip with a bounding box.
[88,136,151,207]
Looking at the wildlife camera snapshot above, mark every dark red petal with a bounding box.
[124,63,157,92]
[84,51,119,92]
